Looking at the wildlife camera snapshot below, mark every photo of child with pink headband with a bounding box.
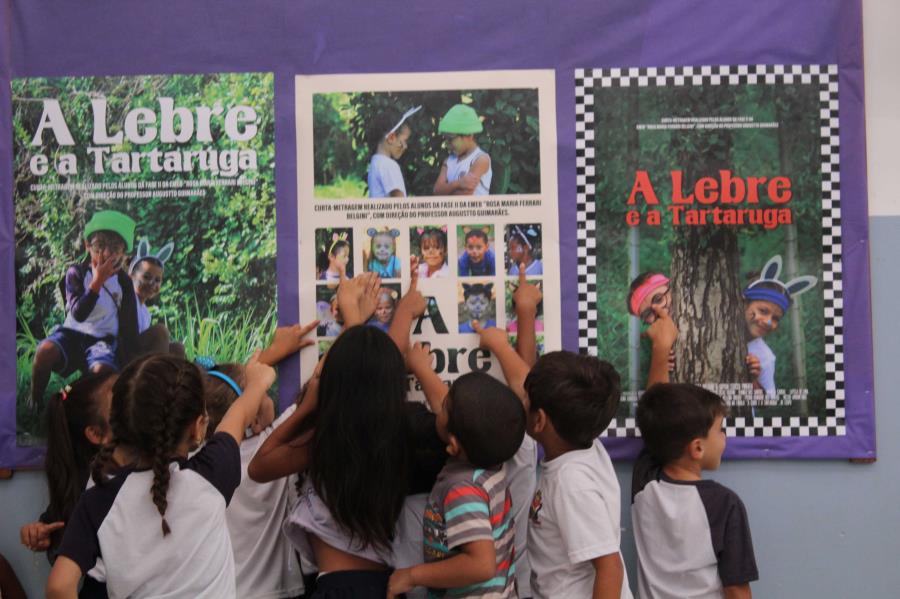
[627,272,677,387]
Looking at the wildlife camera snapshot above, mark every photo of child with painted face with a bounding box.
[128,238,184,358]
[364,227,401,278]
[457,225,495,277]
[505,224,543,276]
[366,284,401,332]
[315,285,343,337]
[743,255,817,397]
[506,279,544,333]
[458,282,496,333]
[316,228,353,282]
[411,226,449,278]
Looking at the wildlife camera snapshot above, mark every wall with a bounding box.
[1,0,898,596]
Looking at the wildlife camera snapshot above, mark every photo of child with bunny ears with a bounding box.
[411,225,449,278]
[315,285,343,337]
[457,224,496,277]
[743,255,817,397]
[364,227,402,278]
[128,237,184,358]
[505,224,543,276]
[458,281,497,333]
[316,228,353,282]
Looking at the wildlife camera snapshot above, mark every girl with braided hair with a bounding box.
[46,352,275,599]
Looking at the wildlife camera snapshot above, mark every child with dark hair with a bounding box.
[20,372,115,598]
[457,227,495,277]
[318,234,351,282]
[433,104,492,196]
[506,225,542,276]
[367,106,420,198]
[198,322,318,599]
[632,384,758,598]
[415,226,449,279]
[388,370,525,599]
[128,237,182,358]
[30,210,140,410]
[46,352,276,599]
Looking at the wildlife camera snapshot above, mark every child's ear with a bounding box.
[530,408,548,434]
[687,437,705,461]
[83,425,106,446]
[446,434,462,458]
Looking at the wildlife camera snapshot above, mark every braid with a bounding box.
[150,445,172,536]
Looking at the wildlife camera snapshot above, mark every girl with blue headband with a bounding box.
[743,255,817,397]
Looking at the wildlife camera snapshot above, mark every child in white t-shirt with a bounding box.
[367,106,420,198]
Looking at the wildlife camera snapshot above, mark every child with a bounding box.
[742,255,817,397]
[632,384,758,598]
[457,227,496,276]
[458,283,497,333]
[366,227,402,278]
[507,225,543,276]
[627,272,677,387]
[129,237,180,357]
[415,227,449,278]
[46,352,276,599]
[368,287,398,332]
[318,233,351,282]
[20,372,115,598]
[368,106,420,198]
[30,210,139,409]
[316,290,344,337]
[200,322,318,599]
[433,104,492,196]
[387,372,525,599]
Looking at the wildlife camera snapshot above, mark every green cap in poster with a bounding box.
[439,104,483,135]
[83,210,137,252]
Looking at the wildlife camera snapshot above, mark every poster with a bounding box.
[296,71,560,393]
[12,73,276,446]
[576,65,845,439]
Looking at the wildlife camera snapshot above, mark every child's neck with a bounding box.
[538,433,581,461]
[376,143,392,158]
[662,458,703,481]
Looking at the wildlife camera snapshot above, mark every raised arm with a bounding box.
[512,267,542,367]
[337,272,382,328]
[388,257,426,355]
[406,341,448,416]
[257,321,318,366]
[472,321,529,407]
[248,365,321,482]
[644,306,678,387]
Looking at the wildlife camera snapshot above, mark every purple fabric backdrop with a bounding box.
[0,0,873,466]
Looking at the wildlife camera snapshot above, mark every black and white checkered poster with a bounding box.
[575,65,845,439]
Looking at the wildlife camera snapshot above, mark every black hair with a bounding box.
[366,108,406,154]
[418,228,446,253]
[86,230,126,248]
[446,372,525,468]
[462,282,493,300]
[310,325,409,551]
[464,229,489,244]
[636,383,727,465]
[626,271,664,314]
[202,363,247,438]
[316,237,351,275]
[44,372,115,549]
[524,351,621,448]
[92,354,206,536]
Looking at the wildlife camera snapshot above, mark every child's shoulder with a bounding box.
[548,441,616,491]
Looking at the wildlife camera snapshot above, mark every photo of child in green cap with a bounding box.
[312,88,540,198]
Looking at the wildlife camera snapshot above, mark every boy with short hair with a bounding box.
[632,384,758,599]
[433,104,492,196]
[458,228,496,277]
[30,210,139,408]
[387,371,525,599]
[474,271,632,599]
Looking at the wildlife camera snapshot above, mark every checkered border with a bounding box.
[574,65,845,439]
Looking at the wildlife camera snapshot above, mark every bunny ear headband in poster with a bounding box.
[388,105,422,136]
[511,225,538,249]
[743,254,818,312]
[367,227,401,238]
[328,232,349,255]
[128,237,175,274]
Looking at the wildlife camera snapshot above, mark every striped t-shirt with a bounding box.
[424,461,516,598]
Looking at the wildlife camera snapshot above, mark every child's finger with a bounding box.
[296,320,319,339]
[45,521,66,533]
[246,349,263,364]
[471,319,482,333]
[518,264,527,288]
[409,261,419,292]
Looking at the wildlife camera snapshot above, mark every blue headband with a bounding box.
[195,356,243,397]
[742,287,790,312]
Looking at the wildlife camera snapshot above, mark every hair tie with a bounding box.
[194,356,243,397]
[60,384,72,402]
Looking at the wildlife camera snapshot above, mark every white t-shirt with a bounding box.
[62,270,122,338]
[137,302,151,334]
[368,154,407,198]
[528,439,633,599]
[227,405,306,599]
[58,433,241,599]
[445,147,492,195]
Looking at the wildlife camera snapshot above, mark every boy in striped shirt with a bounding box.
[388,372,526,598]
